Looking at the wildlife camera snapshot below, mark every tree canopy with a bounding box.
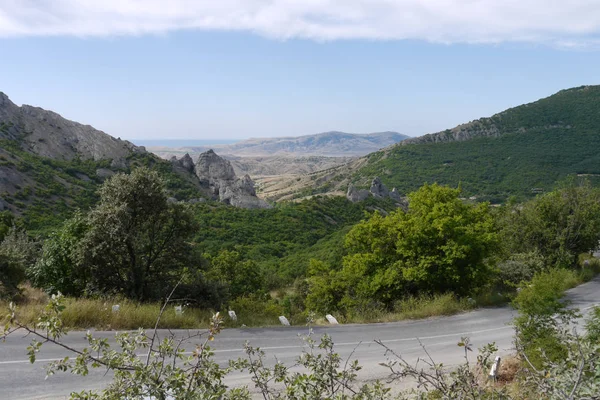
[498,180,600,267]
[308,184,498,313]
[31,168,200,301]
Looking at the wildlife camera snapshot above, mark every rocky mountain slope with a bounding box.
[268,85,600,202]
[0,92,268,230]
[0,92,143,164]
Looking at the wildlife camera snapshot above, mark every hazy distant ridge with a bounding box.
[150,131,409,157]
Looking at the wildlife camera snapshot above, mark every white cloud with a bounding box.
[0,0,599,46]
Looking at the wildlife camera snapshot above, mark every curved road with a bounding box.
[2,275,600,399]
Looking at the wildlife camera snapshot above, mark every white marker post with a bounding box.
[111,305,120,313]
[228,310,237,321]
[279,316,290,326]
[489,356,501,380]
[174,306,183,316]
[325,314,339,324]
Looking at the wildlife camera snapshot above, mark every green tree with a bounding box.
[0,227,38,298]
[29,211,89,296]
[499,180,600,267]
[205,250,263,299]
[78,168,199,301]
[320,184,498,311]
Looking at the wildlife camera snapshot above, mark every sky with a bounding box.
[1,1,600,141]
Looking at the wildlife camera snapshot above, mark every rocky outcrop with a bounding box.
[389,188,402,201]
[195,149,236,183]
[346,184,369,202]
[96,168,115,180]
[370,177,389,198]
[347,177,407,208]
[178,153,196,173]
[0,91,145,163]
[172,150,271,209]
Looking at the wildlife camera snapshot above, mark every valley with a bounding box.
[3,85,600,399]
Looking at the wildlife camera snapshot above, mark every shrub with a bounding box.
[512,268,579,368]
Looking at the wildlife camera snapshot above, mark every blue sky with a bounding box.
[1,1,600,140]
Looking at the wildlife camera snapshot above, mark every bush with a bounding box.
[512,268,580,368]
[496,251,545,290]
[228,296,285,326]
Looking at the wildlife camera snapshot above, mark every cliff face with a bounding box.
[0,92,144,164]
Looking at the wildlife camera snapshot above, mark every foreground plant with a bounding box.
[4,291,600,399]
[2,294,391,399]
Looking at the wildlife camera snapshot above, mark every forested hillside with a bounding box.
[282,86,600,203]
[354,86,600,202]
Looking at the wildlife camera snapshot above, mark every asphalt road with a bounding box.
[2,275,600,400]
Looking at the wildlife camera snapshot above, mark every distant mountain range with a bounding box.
[148,131,410,158]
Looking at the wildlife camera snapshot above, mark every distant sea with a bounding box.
[131,139,241,147]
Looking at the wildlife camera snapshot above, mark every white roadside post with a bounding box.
[325,314,339,324]
[111,305,120,313]
[174,305,183,316]
[489,356,501,380]
[228,310,237,321]
[279,316,290,326]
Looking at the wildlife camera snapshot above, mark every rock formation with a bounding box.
[389,188,402,201]
[370,177,389,198]
[346,177,407,209]
[173,150,271,209]
[346,184,369,202]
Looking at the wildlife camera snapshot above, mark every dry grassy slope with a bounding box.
[256,156,371,201]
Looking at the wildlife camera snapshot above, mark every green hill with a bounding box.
[351,85,600,202]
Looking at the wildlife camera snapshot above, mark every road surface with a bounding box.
[2,275,600,399]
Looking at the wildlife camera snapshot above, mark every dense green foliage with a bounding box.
[31,168,202,301]
[191,196,395,286]
[0,228,38,298]
[355,86,600,202]
[307,184,498,313]
[498,180,600,267]
[29,212,89,296]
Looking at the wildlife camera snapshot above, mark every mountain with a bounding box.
[0,92,143,164]
[0,93,229,231]
[148,131,409,158]
[148,131,409,188]
[270,86,600,203]
[213,131,409,157]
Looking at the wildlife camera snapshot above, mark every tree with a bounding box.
[318,184,498,311]
[29,211,89,296]
[205,250,263,299]
[77,167,199,301]
[499,180,600,268]
[0,226,38,298]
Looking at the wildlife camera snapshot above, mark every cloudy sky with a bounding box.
[1,0,600,140]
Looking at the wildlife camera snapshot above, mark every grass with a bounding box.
[341,293,477,324]
[1,286,286,330]
[4,257,599,331]
[2,292,215,330]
